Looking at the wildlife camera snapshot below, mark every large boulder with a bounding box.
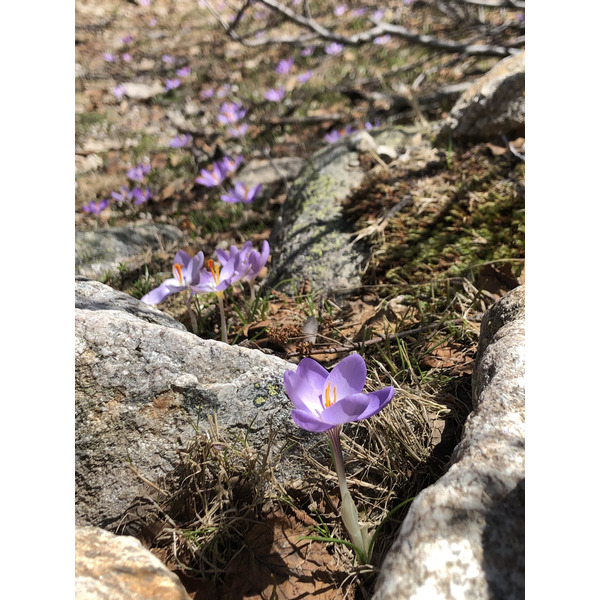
[75,223,185,280]
[373,286,525,600]
[75,526,190,599]
[265,126,433,296]
[434,52,525,145]
[75,279,312,529]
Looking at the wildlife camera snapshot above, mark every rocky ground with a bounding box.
[75,1,525,597]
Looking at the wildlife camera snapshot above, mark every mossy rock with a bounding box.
[266,126,429,297]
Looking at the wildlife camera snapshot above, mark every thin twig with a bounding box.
[286,315,482,358]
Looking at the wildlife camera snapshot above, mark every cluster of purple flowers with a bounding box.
[195,155,243,187]
[141,240,270,305]
[82,160,155,215]
[218,102,247,125]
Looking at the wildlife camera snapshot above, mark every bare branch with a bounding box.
[455,0,525,9]
[374,20,521,57]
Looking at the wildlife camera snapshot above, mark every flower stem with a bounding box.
[184,290,198,335]
[216,292,227,343]
[327,426,368,564]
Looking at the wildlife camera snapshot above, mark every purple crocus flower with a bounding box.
[334,4,347,16]
[127,162,151,182]
[121,52,132,62]
[165,78,181,91]
[195,162,227,187]
[324,126,355,143]
[216,85,231,98]
[121,35,134,45]
[216,240,269,284]
[284,355,394,433]
[351,7,367,16]
[162,54,175,64]
[82,198,110,214]
[200,87,215,99]
[275,57,294,75]
[220,182,262,204]
[264,86,285,102]
[111,184,132,203]
[191,254,242,295]
[218,155,243,177]
[218,102,246,124]
[227,123,249,138]
[141,249,204,305]
[132,186,153,204]
[325,42,344,55]
[297,70,312,84]
[374,34,391,45]
[169,134,192,148]
[176,66,191,78]
[113,84,126,100]
[103,52,117,62]
[372,9,384,21]
[300,46,315,56]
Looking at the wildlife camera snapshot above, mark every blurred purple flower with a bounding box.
[373,34,391,45]
[169,134,192,148]
[221,182,262,204]
[324,126,355,143]
[111,184,132,203]
[127,162,151,182]
[351,7,366,16]
[275,57,294,74]
[196,163,227,187]
[162,54,175,64]
[82,199,110,214]
[137,0,151,6]
[141,250,205,305]
[176,66,191,78]
[113,84,126,100]
[149,18,157,26]
[284,355,394,433]
[264,86,285,102]
[325,42,344,55]
[165,78,181,91]
[218,102,246,124]
[300,46,315,56]
[121,35,134,44]
[227,123,249,138]
[132,187,153,205]
[218,155,243,177]
[103,52,117,62]
[121,52,132,62]
[216,85,231,98]
[200,87,214,99]
[334,4,347,16]
[372,9,384,21]
[297,70,312,83]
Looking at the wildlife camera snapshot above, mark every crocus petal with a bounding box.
[319,393,374,425]
[284,358,328,412]
[174,250,192,269]
[216,248,231,264]
[325,354,367,400]
[352,387,395,421]
[291,409,334,433]
[141,282,176,304]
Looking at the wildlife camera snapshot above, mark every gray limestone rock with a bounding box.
[75,280,311,529]
[75,223,185,280]
[75,526,190,599]
[265,126,430,296]
[434,52,525,145]
[374,286,525,600]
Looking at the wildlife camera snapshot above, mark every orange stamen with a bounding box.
[207,259,220,284]
[173,263,184,285]
[325,382,337,408]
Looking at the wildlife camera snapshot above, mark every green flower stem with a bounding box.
[216,291,227,343]
[184,290,198,335]
[327,425,369,564]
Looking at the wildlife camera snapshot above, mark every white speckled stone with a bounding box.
[374,286,525,600]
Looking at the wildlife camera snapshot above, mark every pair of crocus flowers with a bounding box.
[140,241,269,305]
